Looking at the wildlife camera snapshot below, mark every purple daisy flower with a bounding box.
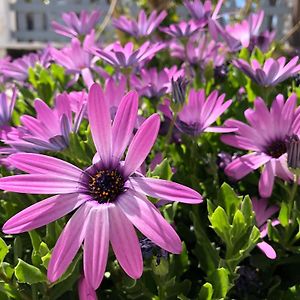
[131,66,184,98]
[160,20,202,38]
[2,94,84,153]
[183,0,212,25]
[1,83,202,291]
[221,94,300,198]
[252,197,279,259]
[52,10,101,39]
[176,89,235,136]
[51,33,97,88]
[89,41,165,70]
[233,56,300,87]
[0,50,50,82]
[113,9,167,38]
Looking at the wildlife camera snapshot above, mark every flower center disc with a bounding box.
[89,169,124,203]
[266,140,287,158]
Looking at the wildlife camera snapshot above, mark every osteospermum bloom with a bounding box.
[2,94,83,153]
[221,94,300,198]
[176,89,235,136]
[1,83,202,291]
[184,0,211,24]
[160,20,202,38]
[52,10,101,39]
[89,41,164,70]
[252,198,279,259]
[113,9,167,38]
[233,56,300,87]
[131,66,184,98]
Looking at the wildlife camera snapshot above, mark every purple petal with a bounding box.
[117,189,182,254]
[78,276,98,300]
[109,204,143,279]
[224,156,254,180]
[3,193,87,234]
[257,241,276,259]
[84,205,109,289]
[112,91,138,164]
[0,174,79,194]
[88,83,112,167]
[123,114,160,177]
[8,153,82,181]
[127,177,202,204]
[259,160,275,198]
[48,202,92,282]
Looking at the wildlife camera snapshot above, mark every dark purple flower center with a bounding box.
[89,169,124,203]
[265,139,287,158]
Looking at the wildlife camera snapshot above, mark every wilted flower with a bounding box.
[89,41,165,70]
[1,84,202,291]
[52,10,101,39]
[252,197,279,259]
[131,66,184,98]
[221,94,300,198]
[2,94,83,153]
[113,10,167,38]
[233,56,300,87]
[176,89,235,136]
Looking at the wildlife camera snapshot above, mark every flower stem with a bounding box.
[166,112,177,143]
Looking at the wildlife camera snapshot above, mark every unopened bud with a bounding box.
[171,76,188,107]
[286,134,300,170]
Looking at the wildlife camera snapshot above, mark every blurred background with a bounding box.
[0,0,298,57]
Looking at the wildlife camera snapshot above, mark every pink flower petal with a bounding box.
[117,189,182,254]
[88,83,112,167]
[8,153,82,181]
[257,241,276,259]
[0,174,79,194]
[3,193,87,234]
[78,276,98,300]
[259,160,275,198]
[48,202,92,282]
[123,114,160,177]
[112,91,138,164]
[84,205,109,289]
[127,177,202,204]
[109,204,143,279]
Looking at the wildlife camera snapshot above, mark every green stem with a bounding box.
[287,174,299,241]
[165,112,177,144]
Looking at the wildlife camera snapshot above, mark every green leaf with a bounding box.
[279,202,289,227]
[151,158,173,180]
[14,259,47,284]
[218,183,241,220]
[0,238,9,264]
[209,206,231,244]
[199,283,213,300]
[208,268,231,299]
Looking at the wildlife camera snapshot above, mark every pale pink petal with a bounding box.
[0,174,79,194]
[88,83,112,167]
[109,204,143,279]
[127,177,202,204]
[48,203,92,282]
[257,241,276,259]
[3,193,87,234]
[117,189,182,254]
[84,205,109,289]
[112,91,138,164]
[123,114,160,177]
[8,153,82,181]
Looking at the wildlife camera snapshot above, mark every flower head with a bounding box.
[251,198,279,259]
[113,10,167,38]
[89,41,165,70]
[221,94,300,197]
[2,93,83,153]
[131,66,184,98]
[52,10,101,39]
[1,83,202,291]
[183,0,212,24]
[233,56,300,87]
[176,89,235,136]
[160,20,202,38]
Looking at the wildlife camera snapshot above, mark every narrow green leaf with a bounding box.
[14,259,47,284]
[199,283,213,300]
